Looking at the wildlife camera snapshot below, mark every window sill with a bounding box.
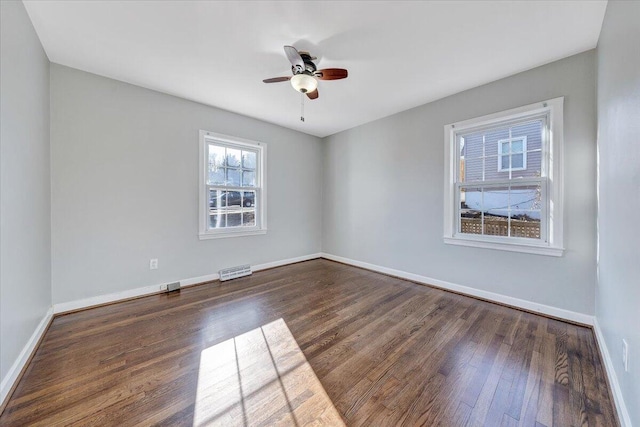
[443,236,564,257]
[199,229,267,240]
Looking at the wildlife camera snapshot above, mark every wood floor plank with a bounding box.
[0,259,618,426]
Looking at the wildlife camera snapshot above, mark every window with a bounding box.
[443,98,564,256]
[498,136,527,172]
[199,131,266,239]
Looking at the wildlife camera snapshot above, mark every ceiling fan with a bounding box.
[263,45,348,100]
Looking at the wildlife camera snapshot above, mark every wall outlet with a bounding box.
[159,284,167,291]
[622,339,629,372]
[150,258,158,270]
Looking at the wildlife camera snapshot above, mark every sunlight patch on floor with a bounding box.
[193,318,345,426]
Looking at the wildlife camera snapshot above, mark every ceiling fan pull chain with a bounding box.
[300,92,305,122]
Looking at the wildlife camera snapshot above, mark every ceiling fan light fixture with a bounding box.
[290,73,318,94]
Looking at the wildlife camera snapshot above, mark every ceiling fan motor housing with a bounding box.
[291,52,317,75]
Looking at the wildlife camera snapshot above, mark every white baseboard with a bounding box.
[320,252,594,326]
[53,253,322,314]
[593,318,632,427]
[53,282,170,314]
[252,253,322,272]
[1,307,53,408]
[178,272,220,288]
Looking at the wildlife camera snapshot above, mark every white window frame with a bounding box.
[199,130,267,240]
[443,97,564,256]
[497,136,527,172]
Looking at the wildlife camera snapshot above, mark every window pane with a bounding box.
[226,148,241,167]
[462,156,483,182]
[500,141,509,154]
[500,155,510,170]
[460,186,483,235]
[460,133,482,159]
[209,189,224,209]
[227,212,242,227]
[208,168,225,186]
[460,210,483,235]
[209,213,225,229]
[510,184,541,211]
[511,140,524,153]
[460,187,482,211]
[511,153,524,169]
[460,134,481,181]
[226,168,241,186]
[242,171,256,187]
[208,145,226,185]
[514,150,541,178]
[510,210,540,239]
[510,185,542,239]
[242,211,256,227]
[242,151,256,169]
[225,191,242,207]
[209,144,225,168]
[242,191,255,207]
[482,186,509,236]
[483,215,509,236]
[513,120,542,178]
[484,186,509,214]
[485,128,509,155]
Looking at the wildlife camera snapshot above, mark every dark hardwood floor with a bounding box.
[0,259,617,426]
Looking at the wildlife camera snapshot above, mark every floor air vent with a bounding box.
[219,264,252,281]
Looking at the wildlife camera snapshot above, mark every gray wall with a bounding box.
[0,0,51,382]
[596,1,640,425]
[323,51,597,315]
[50,65,323,305]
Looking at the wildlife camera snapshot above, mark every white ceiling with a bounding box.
[23,1,607,138]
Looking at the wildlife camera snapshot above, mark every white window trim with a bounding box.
[198,130,267,240]
[497,136,527,172]
[443,97,564,256]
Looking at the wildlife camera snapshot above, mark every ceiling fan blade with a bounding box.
[306,89,319,100]
[315,68,348,80]
[263,76,291,83]
[284,45,304,72]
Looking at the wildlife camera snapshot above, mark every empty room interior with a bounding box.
[1,0,638,425]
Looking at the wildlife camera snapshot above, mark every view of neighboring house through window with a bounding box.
[459,120,543,239]
[444,98,564,256]
[199,131,266,239]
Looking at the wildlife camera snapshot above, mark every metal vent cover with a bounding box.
[219,264,252,281]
